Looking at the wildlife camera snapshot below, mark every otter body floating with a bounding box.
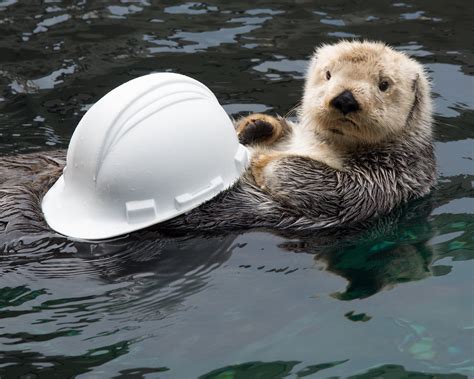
[42,73,249,240]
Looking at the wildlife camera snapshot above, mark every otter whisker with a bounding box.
[285,102,302,119]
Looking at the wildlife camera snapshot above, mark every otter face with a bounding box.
[301,41,431,145]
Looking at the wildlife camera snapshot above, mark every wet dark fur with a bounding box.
[0,152,64,240]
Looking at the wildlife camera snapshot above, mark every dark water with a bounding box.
[0,1,473,378]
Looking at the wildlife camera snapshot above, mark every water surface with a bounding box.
[0,1,473,378]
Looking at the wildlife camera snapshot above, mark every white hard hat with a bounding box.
[42,73,249,240]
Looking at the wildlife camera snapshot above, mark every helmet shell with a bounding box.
[42,73,249,240]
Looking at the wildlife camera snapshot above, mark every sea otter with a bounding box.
[0,41,436,240]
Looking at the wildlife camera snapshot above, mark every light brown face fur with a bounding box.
[301,41,431,146]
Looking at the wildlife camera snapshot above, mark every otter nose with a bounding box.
[330,90,360,115]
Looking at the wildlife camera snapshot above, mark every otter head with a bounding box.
[301,41,432,146]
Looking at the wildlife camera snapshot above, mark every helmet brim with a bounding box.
[42,174,235,241]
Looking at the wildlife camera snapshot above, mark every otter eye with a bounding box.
[326,71,331,80]
[379,80,389,91]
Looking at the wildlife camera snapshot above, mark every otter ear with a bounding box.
[412,73,422,105]
[411,73,420,92]
[406,73,421,127]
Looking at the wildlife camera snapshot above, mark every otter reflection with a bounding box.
[276,198,436,300]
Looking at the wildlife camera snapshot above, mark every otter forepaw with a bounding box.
[236,114,282,146]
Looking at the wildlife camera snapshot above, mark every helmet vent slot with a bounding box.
[125,199,157,224]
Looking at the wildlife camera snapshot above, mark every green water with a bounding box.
[0,1,473,378]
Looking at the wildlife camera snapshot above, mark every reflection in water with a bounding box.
[144,12,275,54]
[8,62,77,94]
[276,178,472,301]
